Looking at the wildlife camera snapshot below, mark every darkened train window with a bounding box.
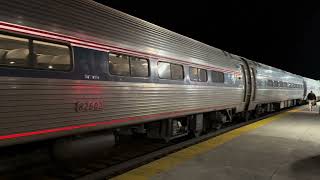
[171,64,184,80]
[158,62,171,79]
[0,34,29,67]
[34,40,71,71]
[283,82,288,87]
[130,57,149,77]
[267,80,273,87]
[109,53,130,76]
[78,48,106,75]
[190,67,198,81]
[212,70,224,83]
[198,69,207,82]
[273,81,279,87]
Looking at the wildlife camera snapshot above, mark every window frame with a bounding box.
[108,52,150,78]
[189,67,208,82]
[129,56,149,77]
[157,61,184,80]
[189,67,199,82]
[198,68,208,82]
[170,63,184,80]
[267,79,273,87]
[0,31,73,72]
[211,70,225,83]
[108,53,130,76]
[157,61,171,79]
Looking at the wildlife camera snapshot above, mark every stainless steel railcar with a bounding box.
[0,0,313,148]
[303,77,320,100]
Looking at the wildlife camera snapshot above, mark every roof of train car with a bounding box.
[229,53,303,79]
[0,0,242,70]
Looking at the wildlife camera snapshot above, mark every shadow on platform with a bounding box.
[291,155,320,176]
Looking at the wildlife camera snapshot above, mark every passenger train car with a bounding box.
[303,77,320,100]
[0,0,319,149]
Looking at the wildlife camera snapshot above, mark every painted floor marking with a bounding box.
[110,108,300,180]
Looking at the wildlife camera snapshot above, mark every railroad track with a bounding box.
[0,107,296,180]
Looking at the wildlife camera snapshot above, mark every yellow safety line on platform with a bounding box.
[110,108,300,180]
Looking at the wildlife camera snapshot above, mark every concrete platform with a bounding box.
[112,105,320,180]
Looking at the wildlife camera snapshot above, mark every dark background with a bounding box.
[95,1,320,79]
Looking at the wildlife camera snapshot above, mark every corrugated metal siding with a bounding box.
[0,77,243,136]
[254,63,304,104]
[255,89,303,103]
[0,0,239,70]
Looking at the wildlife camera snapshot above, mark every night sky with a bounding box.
[95,1,320,80]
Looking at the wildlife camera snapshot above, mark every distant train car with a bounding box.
[250,61,304,114]
[303,77,320,101]
[0,0,315,149]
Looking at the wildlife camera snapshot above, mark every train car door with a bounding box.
[303,80,307,99]
[250,67,257,101]
[240,58,252,111]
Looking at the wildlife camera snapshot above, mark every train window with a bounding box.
[198,69,207,82]
[130,57,149,77]
[0,34,71,71]
[283,82,288,87]
[273,81,279,87]
[279,81,283,87]
[158,62,171,79]
[34,40,71,71]
[190,67,198,81]
[109,53,130,76]
[171,64,184,80]
[0,34,29,67]
[267,80,273,87]
[212,70,224,83]
[109,53,149,77]
[158,62,184,80]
